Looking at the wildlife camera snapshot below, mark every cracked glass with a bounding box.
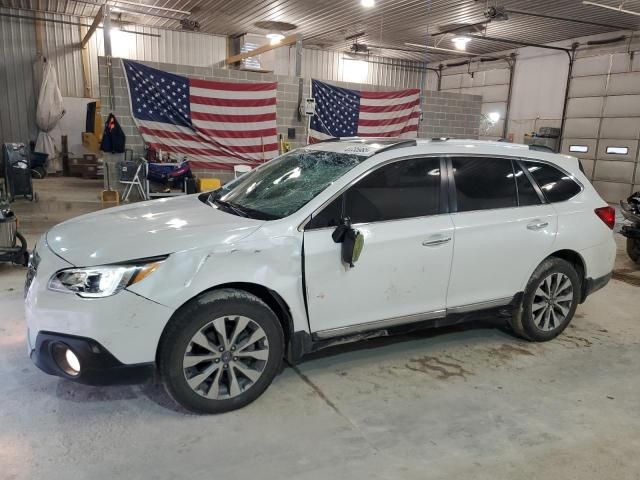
[221,149,365,219]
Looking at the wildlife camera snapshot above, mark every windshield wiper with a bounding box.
[213,198,250,218]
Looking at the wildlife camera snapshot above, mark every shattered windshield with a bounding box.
[221,149,365,219]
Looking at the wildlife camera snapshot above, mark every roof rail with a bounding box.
[315,136,417,152]
[528,144,556,153]
[431,137,449,141]
[375,139,417,154]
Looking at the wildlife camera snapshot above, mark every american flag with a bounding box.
[308,79,421,143]
[122,59,278,170]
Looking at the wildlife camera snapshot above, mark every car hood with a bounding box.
[46,195,264,266]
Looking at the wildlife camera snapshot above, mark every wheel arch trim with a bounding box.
[155,282,296,364]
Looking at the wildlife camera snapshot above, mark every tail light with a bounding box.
[595,206,615,230]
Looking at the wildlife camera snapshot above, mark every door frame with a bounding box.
[300,154,453,337]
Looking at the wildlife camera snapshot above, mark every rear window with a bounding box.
[522,161,581,203]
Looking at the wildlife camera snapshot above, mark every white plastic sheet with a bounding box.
[34,60,65,173]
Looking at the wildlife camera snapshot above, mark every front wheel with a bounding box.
[158,289,284,414]
[510,258,581,342]
[627,237,640,264]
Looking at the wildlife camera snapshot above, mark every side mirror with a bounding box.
[332,218,364,267]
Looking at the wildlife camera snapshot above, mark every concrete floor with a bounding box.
[1,177,640,480]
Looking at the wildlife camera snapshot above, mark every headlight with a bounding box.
[48,259,165,298]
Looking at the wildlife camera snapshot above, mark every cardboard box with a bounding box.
[82,132,100,153]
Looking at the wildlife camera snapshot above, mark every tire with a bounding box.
[158,288,284,414]
[627,238,640,264]
[510,258,581,342]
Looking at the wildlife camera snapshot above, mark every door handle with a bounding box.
[527,220,549,231]
[422,237,452,247]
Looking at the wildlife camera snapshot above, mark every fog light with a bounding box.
[51,343,81,377]
[65,349,81,374]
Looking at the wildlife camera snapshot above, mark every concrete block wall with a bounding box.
[98,56,481,182]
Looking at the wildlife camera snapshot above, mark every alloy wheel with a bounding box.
[182,315,269,399]
[531,273,574,332]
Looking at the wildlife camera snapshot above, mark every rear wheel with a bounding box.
[627,238,640,264]
[158,289,284,414]
[511,258,581,341]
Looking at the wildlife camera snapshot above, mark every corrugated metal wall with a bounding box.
[1,10,430,147]
[88,27,227,67]
[275,46,425,89]
[86,26,228,96]
[40,12,85,97]
[0,7,38,146]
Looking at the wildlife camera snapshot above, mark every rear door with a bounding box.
[446,156,558,309]
[303,156,454,336]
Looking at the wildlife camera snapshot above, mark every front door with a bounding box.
[303,157,454,336]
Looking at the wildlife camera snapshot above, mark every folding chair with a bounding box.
[119,158,147,202]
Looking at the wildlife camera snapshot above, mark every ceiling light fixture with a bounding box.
[452,36,471,51]
[361,0,375,8]
[266,32,285,45]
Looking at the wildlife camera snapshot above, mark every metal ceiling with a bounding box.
[1,0,639,62]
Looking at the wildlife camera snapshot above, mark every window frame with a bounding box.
[514,159,548,206]
[518,156,584,204]
[302,155,449,231]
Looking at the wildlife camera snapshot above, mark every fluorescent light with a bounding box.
[488,111,501,123]
[266,32,285,45]
[452,36,471,51]
[361,0,375,7]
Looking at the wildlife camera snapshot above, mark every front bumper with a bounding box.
[31,331,155,385]
[25,236,175,368]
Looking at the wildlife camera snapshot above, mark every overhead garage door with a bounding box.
[561,51,640,203]
[440,61,511,140]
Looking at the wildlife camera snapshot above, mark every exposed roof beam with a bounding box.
[80,5,103,48]
[226,34,299,65]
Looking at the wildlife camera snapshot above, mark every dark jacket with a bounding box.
[100,113,126,153]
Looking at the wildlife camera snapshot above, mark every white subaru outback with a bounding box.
[25,138,616,413]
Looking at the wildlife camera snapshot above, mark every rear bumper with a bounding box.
[581,272,612,303]
[30,331,155,385]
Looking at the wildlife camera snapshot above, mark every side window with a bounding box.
[345,157,442,224]
[513,162,542,206]
[452,157,517,212]
[307,196,343,229]
[522,161,582,203]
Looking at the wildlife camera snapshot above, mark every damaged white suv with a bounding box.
[25,138,616,413]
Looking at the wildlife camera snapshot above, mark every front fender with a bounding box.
[127,232,309,334]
